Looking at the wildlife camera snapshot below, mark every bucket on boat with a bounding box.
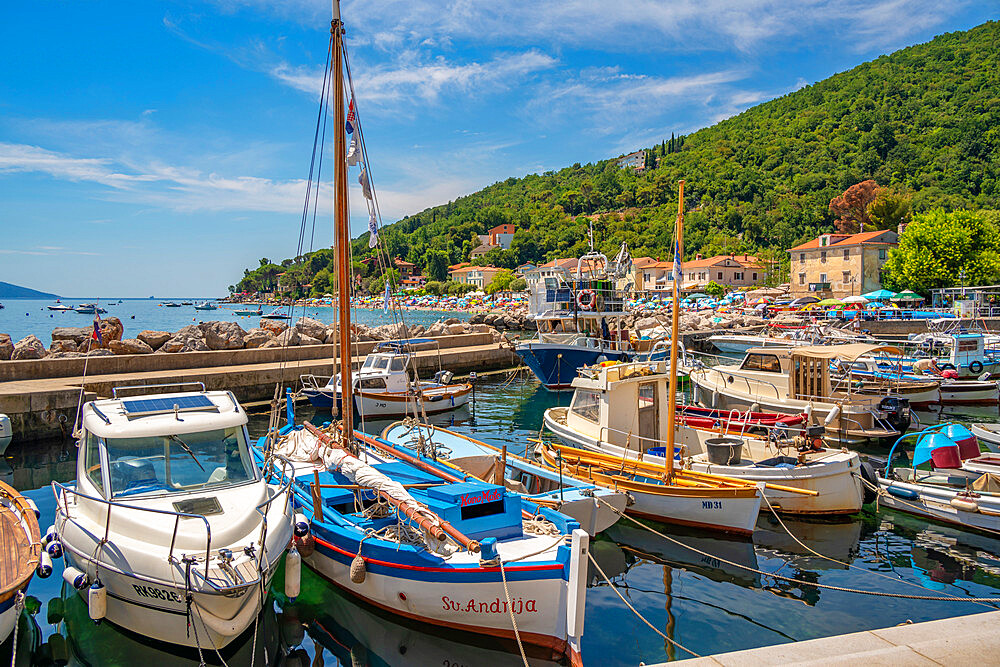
[705,437,743,465]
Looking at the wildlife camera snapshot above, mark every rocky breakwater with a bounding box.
[0,317,504,361]
[468,310,535,331]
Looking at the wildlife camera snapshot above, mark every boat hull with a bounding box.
[876,476,1000,537]
[302,523,583,663]
[0,588,26,644]
[940,382,1000,405]
[515,342,629,391]
[544,410,862,515]
[304,384,472,417]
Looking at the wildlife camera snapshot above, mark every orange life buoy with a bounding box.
[577,289,597,311]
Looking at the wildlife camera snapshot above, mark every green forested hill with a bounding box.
[238,21,1000,294]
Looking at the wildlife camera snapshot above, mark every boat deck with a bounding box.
[0,481,40,604]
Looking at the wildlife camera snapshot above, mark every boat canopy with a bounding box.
[788,343,903,362]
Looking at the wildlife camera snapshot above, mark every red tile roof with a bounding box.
[788,230,896,252]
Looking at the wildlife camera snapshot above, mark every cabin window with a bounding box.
[372,356,389,370]
[104,426,255,498]
[741,353,782,373]
[389,357,406,372]
[571,390,601,423]
[360,377,388,389]
[362,357,375,368]
[84,432,105,496]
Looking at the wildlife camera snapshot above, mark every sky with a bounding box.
[0,1,995,297]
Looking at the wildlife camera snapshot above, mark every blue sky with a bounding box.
[0,1,994,297]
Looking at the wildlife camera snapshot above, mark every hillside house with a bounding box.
[616,151,645,170]
[449,265,504,289]
[787,230,898,298]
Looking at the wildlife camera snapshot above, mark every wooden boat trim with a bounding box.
[0,479,41,604]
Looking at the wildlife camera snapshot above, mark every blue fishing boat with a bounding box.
[380,420,627,535]
[252,4,589,661]
[517,248,657,390]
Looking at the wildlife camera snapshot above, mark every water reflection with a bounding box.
[283,567,561,667]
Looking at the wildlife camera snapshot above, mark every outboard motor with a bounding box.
[878,396,911,434]
[434,370,455,385]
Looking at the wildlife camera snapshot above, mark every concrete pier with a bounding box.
[0,333,517,441]
[654,610,999,666]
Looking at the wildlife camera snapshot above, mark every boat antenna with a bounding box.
[331,0,355,451]
[664,181,684,480]
[588,217,595,253]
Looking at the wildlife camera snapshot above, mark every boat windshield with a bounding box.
[104,426,256,498]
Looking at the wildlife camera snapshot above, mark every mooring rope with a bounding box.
[593,496,1000,603]
[497,559,529,667]
[586,549,700,658]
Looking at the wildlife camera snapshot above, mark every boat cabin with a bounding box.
[328,338,444,394]
[77,388,260,500]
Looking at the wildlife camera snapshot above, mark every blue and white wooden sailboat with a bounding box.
[380,420,628,535]
[252,5,589,662]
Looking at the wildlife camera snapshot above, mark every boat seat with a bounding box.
[110,457,160,493]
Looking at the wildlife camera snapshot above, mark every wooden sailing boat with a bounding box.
[254,3,589,662]
[537,182,779,535]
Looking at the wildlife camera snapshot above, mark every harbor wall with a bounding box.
[0,333,517,442]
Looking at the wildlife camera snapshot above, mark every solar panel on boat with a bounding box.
[121,394,218,417]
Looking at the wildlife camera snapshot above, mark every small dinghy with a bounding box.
[381,420,628,535]
[1,480,41,646]
[876,424,1000,536]
[52,385,294,649]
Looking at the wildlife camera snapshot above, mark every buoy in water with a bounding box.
[285,545,301,600]
[88,581,107,622]
[37,550,53,578]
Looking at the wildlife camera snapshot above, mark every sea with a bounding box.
[0,298,467,345]
[5,376,1000,665]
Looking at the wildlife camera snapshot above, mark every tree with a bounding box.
[424,280,444,295]
[485,269,515,295]
[882,209,1000,295]
[705,281,726,298]
[866,188,912,231]
[509,277,527,291]
[424,250,449,281]
[829,180,879,233]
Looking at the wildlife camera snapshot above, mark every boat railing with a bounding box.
[698,366,783,401]
[111,382,207,398]
[594,416,797,457]
[300,374,333,392]
[52,480,214,582]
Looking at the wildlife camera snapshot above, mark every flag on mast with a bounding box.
[383,281,391,313]
[92,315,102,346]
[368,213,379,248]
[672,237,681,284]
[346,98,356,134]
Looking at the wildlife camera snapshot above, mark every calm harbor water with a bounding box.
[0,298,467,344]
[4,376,1000,665]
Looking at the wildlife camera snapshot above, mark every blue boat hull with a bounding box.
[515,342,629,390]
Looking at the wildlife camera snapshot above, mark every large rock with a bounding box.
[294,317,327,340]
[444,317,460,325]
[243,328,274,349]
[447,323,466,335]
[427,322,447,337]
[634,317,659,330]
[49,340,78,354]
[137,330,172,350]
[12,335,48,360]
[109,338,154,355]
[201,321,246,350]
[259,319,288,335]
[51,326,91,345]
[262,328,300,348]
[97,317,124,348]
[159,325,209,353]
[0,334,12,361]
[298,334,323,346]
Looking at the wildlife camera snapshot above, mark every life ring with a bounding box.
[970,360,984,374]
[577,289,597,311]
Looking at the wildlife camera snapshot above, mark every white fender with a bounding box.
[285,546,301,600]
[824,404,841,426]
[88,582,107,621]
[62,566,88,590]
[37,550,53,578]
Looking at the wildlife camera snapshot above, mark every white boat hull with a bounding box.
[0,599,18,645]
[971,424,1000,453]
[544,411,863,515]
[356,384,471,418]
[877,476,1000,536]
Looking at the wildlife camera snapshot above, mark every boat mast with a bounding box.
[332,0,354,446]
[664,180,684,479]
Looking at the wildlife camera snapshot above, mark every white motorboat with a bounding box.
[543,360,867,515]
[707,324,872,355]
[970,424,1000,453]
[52,385,294,649]
[690,344,922,446]
[300,339,471,418]
[1,480,41,645]
[0,414,11,456]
